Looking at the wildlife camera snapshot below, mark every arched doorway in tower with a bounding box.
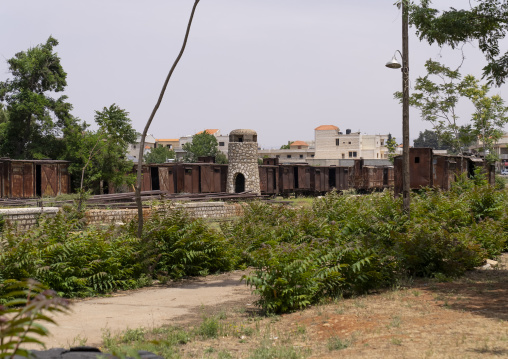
[234,173,245,193]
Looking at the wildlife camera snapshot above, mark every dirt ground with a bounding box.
[41,254,508,358]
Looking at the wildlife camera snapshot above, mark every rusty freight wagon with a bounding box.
[132,163,228,194]
[0,158,71,198]
[393,148,494,194]
[350,159,394,192]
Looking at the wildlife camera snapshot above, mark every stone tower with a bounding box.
[227,129,261,194]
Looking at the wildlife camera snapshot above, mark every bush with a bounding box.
[0,212,146,297]
[140,205,237,279]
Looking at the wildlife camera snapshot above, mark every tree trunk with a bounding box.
[135,0,201,238]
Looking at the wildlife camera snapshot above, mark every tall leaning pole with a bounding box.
[135,0,201,238]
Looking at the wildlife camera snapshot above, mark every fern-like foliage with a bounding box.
[0,279,69,358]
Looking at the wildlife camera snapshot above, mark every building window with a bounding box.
[342,154,345,159]
[133,145,136,149]
[311,154,315,158]
[298,146,302,149]
[348,141,352,145]
[381,140,384,146]
[349,151,357,158]
[219,142,225,146]
[299,155,303,159]
[276,155,280,158]
[336,139,340,146]
[287,155,292,158]
[167,144,172,149]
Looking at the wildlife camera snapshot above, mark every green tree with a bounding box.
[65,104,137,193]
[386,133,399,163]
[280,141,293,149]
[182,131,225,162]
[144,146,175,164]
[459,75,508,163]
[395,60,469,153]
[414,129,448,150]
[397,60,497,155]
[410,0,508,86]
[0,36,79,159]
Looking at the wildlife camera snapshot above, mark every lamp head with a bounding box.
[385,55,402,69]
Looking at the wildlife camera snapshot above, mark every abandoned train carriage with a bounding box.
[393,148,495,193]
[0,158,71,198]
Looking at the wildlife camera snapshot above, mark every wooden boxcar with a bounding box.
[394,148,494,194]
[0,158,71,198]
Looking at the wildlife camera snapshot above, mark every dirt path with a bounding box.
[42,270,255,348]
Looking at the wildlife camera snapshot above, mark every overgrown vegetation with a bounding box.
[0,280,69,358]
[0,175,506,315]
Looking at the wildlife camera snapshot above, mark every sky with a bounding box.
[1,0,507,149]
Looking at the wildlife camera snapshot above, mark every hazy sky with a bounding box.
[1,1,507,149]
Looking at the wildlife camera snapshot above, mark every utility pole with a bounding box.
[401,0,411,215]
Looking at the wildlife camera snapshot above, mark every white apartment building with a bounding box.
[313,125,389,160]
[127,134,156,162]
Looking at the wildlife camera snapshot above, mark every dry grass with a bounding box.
[103,254,508,359]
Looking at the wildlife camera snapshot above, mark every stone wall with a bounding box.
[227,142,261,193]
[173,202,244,219]
[0,202,245,231]
[0,207,60,231]
[85,202,244,226]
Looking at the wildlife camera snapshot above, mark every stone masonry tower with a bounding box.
[227,129,261,194]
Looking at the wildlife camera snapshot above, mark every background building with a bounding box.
[127,134,156,162]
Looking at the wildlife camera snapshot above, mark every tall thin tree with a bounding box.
[135,0,201,238]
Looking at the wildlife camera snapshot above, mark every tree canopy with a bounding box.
[410,0,508,86]
[64,104,137,192]
[182,131,227,163]
[0,36,79,159]
[144,146,175,164]
[396,59,508,160]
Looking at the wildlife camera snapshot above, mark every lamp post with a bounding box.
[386,0,410,215]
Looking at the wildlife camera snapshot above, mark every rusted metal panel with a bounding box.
[259,166,278,195]
[258,166,268,194]
[182,165,200,193]
[59,163,70,195]
[11,163,24,198]
[393,156,402,196]
[167,166,176,193]
[296,166,311,189]
[41,164,58,197]
[410,148,433,189]
[23,163,34,197]
[158,166,173,193]
[336,167,350,190]
[432,156,449,190]
[200,165,214,193]
[280,166,294,192]
[141,166,151,192]
[213,166,222,193]
[0,161,4,197]
[263,158,279,166]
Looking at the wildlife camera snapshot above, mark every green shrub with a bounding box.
[244,239,392,314]
[0,280,69,358]
[0,212,145,297]
[141,205,237,279]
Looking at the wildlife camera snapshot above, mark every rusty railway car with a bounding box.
[349,159,394,193]
[0,158,71,198]
[134,163,228,194]
[394,148,494,194]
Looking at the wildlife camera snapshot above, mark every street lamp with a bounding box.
[386,0,410,215]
